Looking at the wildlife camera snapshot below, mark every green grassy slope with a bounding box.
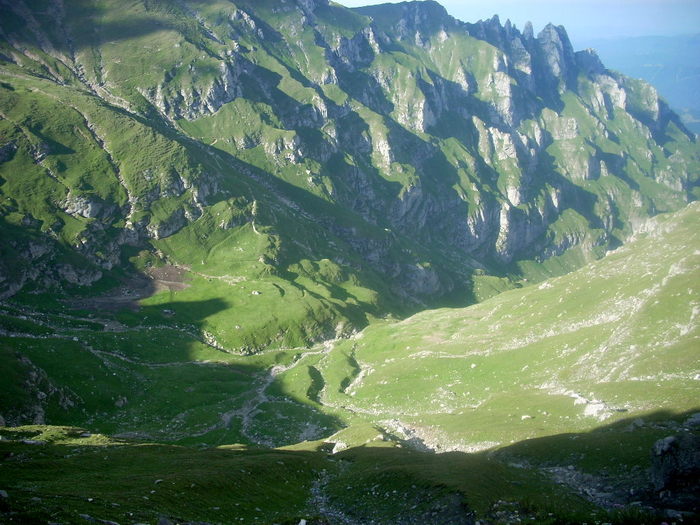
[0,201,697,523]
[1,0,698,341]
[0,66,400,350]
[1,165,697,454]
[317,201,699,451]
[0,2,699,521]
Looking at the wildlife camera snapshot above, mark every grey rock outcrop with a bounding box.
[62,192,113,220]
[0,141,16,162]
[0,0,696,309]
[651,434,700,491]
[536,23,577,93]
[685,413,700,427]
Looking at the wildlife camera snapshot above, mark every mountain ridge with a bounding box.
[1,1,699,522]
[0,0,697,345]
[581,33,700,134]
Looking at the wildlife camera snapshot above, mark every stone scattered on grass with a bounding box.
[22,439,46,445]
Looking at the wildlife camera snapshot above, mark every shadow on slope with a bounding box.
[0,426,596,525]
[492,408,700,517]
[0,0,226,54]
[0,294,345,448]
[2,409,698,524]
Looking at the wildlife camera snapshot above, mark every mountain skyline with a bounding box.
[0,0,698,522]
[338,0,700,45]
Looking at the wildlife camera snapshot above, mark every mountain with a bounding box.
[583,34,700,135]
[0,0,699,523]
[0,0,698,353]
[1,196,698,524]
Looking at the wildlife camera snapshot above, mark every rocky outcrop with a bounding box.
[651,434,700,492]
[0,0,697,307]
[141,58,245,121]
[535,23,577,93]
[0,141,16,163]
[62,192,115,220]
[0,354,78,427]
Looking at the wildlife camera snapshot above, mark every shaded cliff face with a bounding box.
[0,0,698,343]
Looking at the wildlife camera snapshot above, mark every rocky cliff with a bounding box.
[0,0,698,345]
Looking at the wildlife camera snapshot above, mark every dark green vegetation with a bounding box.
[0,0,699,523]
[1,416,697,525]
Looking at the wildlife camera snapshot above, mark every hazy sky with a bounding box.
[336,0,700,47]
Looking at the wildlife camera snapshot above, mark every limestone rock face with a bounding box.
[142,57,246,121]
[62,193,113,220]
[0,0,697,305]
[536,23,577,92]
[575,48,605,76]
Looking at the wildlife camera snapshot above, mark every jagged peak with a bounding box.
[465,13,523,50]
[537,23,572,46]
[537,23,576,60]
[469,14,503,32]
[534,22,578,91]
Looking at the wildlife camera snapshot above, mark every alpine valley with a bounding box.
[0,1,698,524]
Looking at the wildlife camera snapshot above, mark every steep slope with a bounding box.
[0,201,697,525]
[1,3,698,521]
[0,0,698,353]
[277,201,700,450]
[584,34,700,134]
[1,199,697,448]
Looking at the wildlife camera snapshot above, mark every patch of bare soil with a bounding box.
[146,264,188,285]
[68,265,190,312]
